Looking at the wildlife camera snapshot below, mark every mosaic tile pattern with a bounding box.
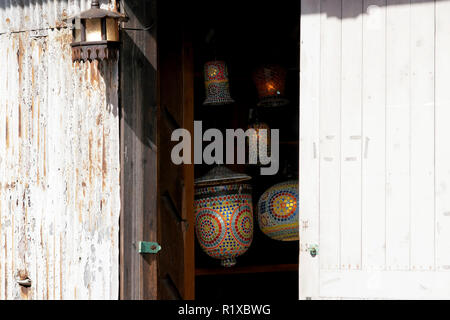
[257,180,299,241]
[203,61,235,106]
[253,64,289,107]
[194,184,253,267]
[248,122,271,165]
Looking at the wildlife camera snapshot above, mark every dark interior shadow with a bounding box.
[120,0,157,148]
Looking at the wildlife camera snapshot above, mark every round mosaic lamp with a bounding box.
[194,166,253,267]
[253,64,289,107]
[203,61,235,106]
[257,180,299,241]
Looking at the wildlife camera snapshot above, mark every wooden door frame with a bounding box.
[156,1,195,299]
[119,0,195,300]
[119,0,159,300]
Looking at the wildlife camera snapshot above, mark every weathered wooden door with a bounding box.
[120,0,194,300]
[157,1,195,300]
[300,0,450,299]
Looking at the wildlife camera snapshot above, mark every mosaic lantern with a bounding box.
[248,121,271,166]
[203,61,235,106]
[257,180,299,241]
[253,64,289,107]
[194,166,253,267]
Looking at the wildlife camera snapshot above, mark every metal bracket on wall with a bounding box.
[138,241,162,254]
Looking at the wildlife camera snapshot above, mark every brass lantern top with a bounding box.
[72,2,128,21]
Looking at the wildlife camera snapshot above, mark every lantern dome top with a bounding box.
[195,166,251,187]
[65,1,128,22]
[76,8,128,21]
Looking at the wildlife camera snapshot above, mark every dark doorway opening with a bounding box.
[192,1,301,300]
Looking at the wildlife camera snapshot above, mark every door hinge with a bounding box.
[138,241,162,254]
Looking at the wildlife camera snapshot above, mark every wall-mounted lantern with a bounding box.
[67,0,128,62]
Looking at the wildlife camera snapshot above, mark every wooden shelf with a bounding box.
[280,140,299,145]
[195,263,298,276]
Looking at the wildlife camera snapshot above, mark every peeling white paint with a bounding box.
[0,1,118,34]
[0,1,120,300]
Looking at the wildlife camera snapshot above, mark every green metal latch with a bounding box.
[309,244,319,258]
[139,241,162,254]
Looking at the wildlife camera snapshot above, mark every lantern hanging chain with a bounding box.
[206,28,218,61]
[213,35,217,61]
[254,107,260,123]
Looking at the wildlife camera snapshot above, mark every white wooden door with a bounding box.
[299,0,450,299]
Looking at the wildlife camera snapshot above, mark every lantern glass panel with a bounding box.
[73,18,82,42]
[85,18,102,42]
[74,28,82,42]
[106,18,119,41]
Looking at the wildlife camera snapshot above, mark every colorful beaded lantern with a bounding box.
[257,180,299,241]
[203,61,235,106]
[248,121,271,166]
[253,64,289,107]
[194,166,253,267]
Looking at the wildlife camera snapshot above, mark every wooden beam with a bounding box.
[195,264,299,276]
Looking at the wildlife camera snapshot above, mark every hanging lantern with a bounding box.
[253,64,289,107]
[248,121,271,166]
[194,166,253,267]
[203,61,235,106]
[257,180,299,241]
[66,0,128,62]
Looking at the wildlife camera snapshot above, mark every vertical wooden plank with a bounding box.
[319,0,342,271]
[299,0,321,299]
[340,0,363,271]
[385,0,411,270]
[362,0,387,271]
[120,0,158,300]
[157,0,195,300]
[409,0,435,271]
[181,26,195,300]
[435,0,450,271]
